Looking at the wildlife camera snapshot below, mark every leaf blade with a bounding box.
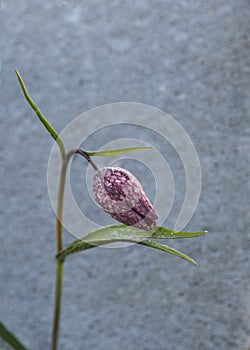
[56,224,203,265]
[138,240,198,265]
[15,69,66,161]
[0,322,28,350]
[86,146,156,157]
[150,226,208,239]
[82,224,207,241]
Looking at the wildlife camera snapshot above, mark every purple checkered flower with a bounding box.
[93,167,158,230]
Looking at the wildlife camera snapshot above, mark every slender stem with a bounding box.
[56,148,98,252]
[56,160,68,252]
[75,148,99,171]
[51,152,70,350]
[52,149,97,350]
[51,260,64,350]
[52,153,71,350]
[51,162,66,350]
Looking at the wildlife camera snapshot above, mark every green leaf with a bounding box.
[56,225,145,262]
[83,224,149,241]
[0,322,28,350]
[15,69,66,161]
[150,226,208,239]
[138,240,198,265]
[82,224,207,241]
[56,224,204,265]
[84,224,207,241]
[86,146,156,157]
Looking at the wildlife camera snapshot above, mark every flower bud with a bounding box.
[93,167,158,230]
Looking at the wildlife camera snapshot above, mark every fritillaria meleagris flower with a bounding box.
[93,167,158,230]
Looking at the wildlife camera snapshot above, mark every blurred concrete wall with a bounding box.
[1,1,249,349]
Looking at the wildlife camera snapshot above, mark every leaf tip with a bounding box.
[15,68,21,80]
[15,69,24,89]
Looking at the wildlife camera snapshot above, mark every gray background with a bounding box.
[1,1,250,350]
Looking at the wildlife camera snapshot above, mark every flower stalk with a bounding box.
[52,148,97,350]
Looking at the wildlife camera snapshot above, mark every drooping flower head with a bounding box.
[93,167,158,230]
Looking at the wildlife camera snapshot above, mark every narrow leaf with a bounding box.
[138,240,198,265]
[56,224,202,265]
[15,69,66,161]
[150,226,208,239]
[82,224,207,240]
[83,224,149,241]
[0,322,28,350]
[57,225,141,262]
[86,146,156,157]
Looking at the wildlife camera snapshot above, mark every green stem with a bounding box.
[51,155,70,350]
[56,160,68,252]
[55,148,97,252]
[51,149,96,350]
[51,260,64,350]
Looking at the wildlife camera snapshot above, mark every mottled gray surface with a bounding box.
[1,1,250,350]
